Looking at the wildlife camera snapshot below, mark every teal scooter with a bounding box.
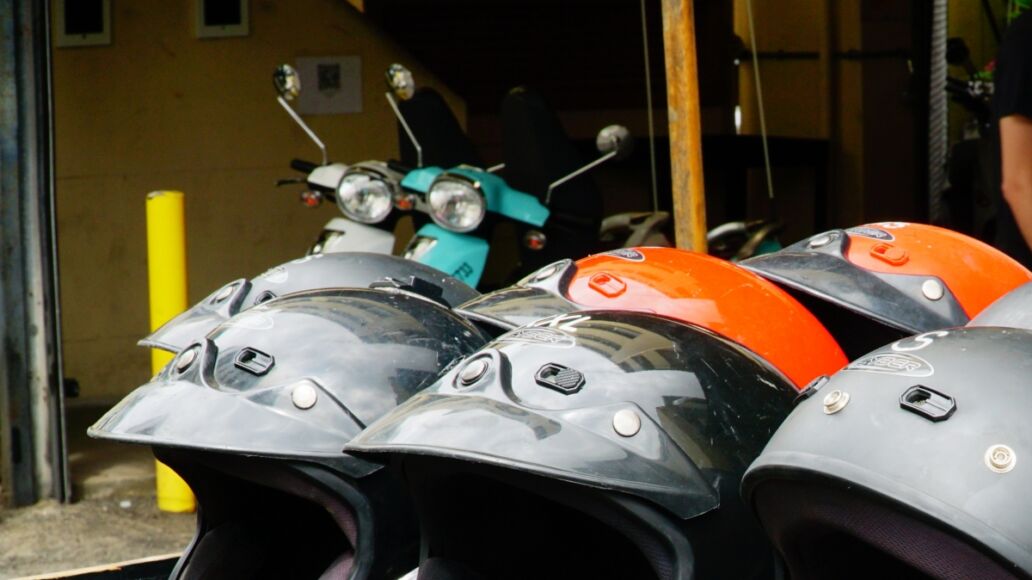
[384,66,640,288]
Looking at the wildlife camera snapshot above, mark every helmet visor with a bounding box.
[349,390,719,519]
[455,259,579,332]
[350,311,799,519]
[140,279,250,353]
[142,253,481,353]
[743,248,966,333]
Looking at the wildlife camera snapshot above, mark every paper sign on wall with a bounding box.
[296,56,363,115]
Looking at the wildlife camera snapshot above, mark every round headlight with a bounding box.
[336,172,393,224]
[428,178,486,233]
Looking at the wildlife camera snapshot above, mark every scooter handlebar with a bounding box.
[291,159,320,173]
[387,160,414,174]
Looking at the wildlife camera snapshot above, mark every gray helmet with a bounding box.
[454,258,580,333]
[969,281,1032,330]
[92,288,489,579]
[348,310,798,579]
[741,223,1032,358]
[142,252,480,353]
[743,327,1032,578]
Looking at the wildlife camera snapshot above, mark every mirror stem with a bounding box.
[386,92,423,168]
[277,96,327,166]
[545,149,617,205]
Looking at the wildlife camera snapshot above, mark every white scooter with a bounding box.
[273,64,410,256]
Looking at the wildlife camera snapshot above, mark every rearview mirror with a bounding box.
[596,125,634,161]
[385,63,415,101]
[273,64,301,101]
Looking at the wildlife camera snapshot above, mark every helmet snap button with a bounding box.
[613,409,641,437]
[291,381,319,410]
[823,389,850,414]
[458,358,489,386]
[985,444,1016,473]
[921,279,944,301]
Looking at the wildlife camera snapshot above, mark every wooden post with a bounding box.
[660,0,708,251]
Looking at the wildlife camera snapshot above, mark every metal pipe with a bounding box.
[546,149,617,205]
[277,95,328,166]
[386,91,423,168]
[661,0,708,252]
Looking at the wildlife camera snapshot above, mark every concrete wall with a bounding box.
[52,0,465,402]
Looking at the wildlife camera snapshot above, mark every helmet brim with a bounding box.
[347,391,719,520]
[743,250,966,334]
[89,377,382,478]
[455,286,580,333]
[140,279,249,353]
[140,309,230,353]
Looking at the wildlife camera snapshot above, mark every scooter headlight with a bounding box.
[336,171,394,224]
[427,176,486,233]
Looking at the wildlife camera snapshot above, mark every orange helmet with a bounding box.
[742,222,1032,357]
[457,247,847,389]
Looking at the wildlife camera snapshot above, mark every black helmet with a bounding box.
[741,222,1032,358]
[969,281,1032,330]
[141,252,479,353]
[347,310,799,579]
[743,326,1032,579]
[92,288,489,579]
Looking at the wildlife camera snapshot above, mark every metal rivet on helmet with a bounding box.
[532,262,563,282]
[985,444,1016,474]
[458,358,489,386]
[213,284,236,303]
[175,346,199,373]
[922,279,945,301]
[612,409,641,437]
[808,234,833,249]
[822,389,850,414]
[290,380,319,410]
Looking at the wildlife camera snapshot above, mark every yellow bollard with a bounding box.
[146,190,197,513]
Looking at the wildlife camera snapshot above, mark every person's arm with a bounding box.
[1000,114,1032,252]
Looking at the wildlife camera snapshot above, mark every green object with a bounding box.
[1009,0,1031,25]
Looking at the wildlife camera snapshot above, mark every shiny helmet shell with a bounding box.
[741,222,1032,358]
[968,281,1032,331]
[93,288,490,579]
[457,247,848,388]
[142,252,479,353]
[743,326,1032,578]
[349,310,801,579]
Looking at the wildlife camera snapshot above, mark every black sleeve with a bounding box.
[995,11,1032,120]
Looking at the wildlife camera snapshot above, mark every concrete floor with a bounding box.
[0,404,195,579]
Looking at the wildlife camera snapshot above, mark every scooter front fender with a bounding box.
[404,224,488,288]
[311,217,395,255]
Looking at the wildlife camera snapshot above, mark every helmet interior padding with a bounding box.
[403,457,683,580]
[751,479,1025,580]
[781,287,908,360]
[159,450,361,580]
